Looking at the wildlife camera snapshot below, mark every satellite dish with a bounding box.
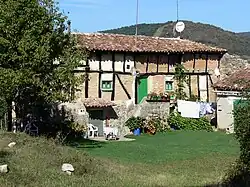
[175,21,185,33]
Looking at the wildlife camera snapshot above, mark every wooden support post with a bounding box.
[188,74,192,98]
[206,74,209,102]
[156,55,159,73]
[192,53,196,73]
[98,54,102,98]
[205,53,208,72]
[85,58,89,98]
[197,74,200,100]
[111,53,115,101]
[123,53,126,73]
[167,54,170,72]
[146,55,149,73]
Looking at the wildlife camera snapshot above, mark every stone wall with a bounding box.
[109,99,170,136]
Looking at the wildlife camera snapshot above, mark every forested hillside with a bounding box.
[101,21,250,59]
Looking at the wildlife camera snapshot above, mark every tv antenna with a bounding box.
[135,0,139,36]
[173,0,185,38]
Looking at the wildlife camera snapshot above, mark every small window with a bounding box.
[101,80,113,91]
[126,64,130,70]
[165,81,173,91]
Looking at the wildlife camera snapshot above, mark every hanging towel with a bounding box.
[177,100,200,118]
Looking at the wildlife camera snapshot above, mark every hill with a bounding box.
[238,32,250,37]
[101,21,250,59]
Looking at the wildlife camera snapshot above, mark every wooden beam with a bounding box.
[208,74,214,85]
[189,74,192,98]
[146,56,149,73]
[123,53,126,73]
[98,54,102,98]
[85,58,89,98]
[77,70,131,75]
[135,77,138,104]
[116,74,131,99]
[206,74,209,102]
[111,53,115,101]
[192,53,196,73]
[156,55,159,73]
[133,55,136,68]
[167,54,170,73]
[205,53,208,72]
[197,74,200,100]
[140,72,209,76]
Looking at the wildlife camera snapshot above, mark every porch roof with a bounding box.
[214,67,250,91]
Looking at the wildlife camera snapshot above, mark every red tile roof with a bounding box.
[214,68,250,91]
[75,33,227,54]
[82,98,116,108]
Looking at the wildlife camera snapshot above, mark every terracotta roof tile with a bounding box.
[75,33,227,54]
[214,68,250,91]
[82,98,116,108]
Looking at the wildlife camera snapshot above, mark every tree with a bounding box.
[0,0,85,131]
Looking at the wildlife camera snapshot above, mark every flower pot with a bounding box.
[133,128,141,136]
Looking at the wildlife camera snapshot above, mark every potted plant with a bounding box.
[125,117,144,136]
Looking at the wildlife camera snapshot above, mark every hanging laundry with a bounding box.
[177,100,200,118]
[199,102,215,117]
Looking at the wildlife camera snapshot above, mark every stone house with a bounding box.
[214,67,250,131]
[75,33,227,104]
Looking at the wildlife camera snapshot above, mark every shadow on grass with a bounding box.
[66,137,107,149]
[0,150,11,162]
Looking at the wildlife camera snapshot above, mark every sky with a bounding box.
[59,0,250,33]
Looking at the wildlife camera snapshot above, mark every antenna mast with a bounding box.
[176,0,179,21]
[135,0,139,35]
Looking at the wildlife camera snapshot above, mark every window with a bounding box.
[165,81,173,91]
[126,64,130,70]
[101,80,113,91]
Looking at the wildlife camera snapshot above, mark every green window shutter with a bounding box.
[165,81,173,91]
[101,81,112,91]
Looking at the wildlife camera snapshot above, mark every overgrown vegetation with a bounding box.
[0,0,85,135]
[222,99,250,186]
[0,131,240,186]
[167,113,213,132]
[174,63,188,100]
[102,20,250,59]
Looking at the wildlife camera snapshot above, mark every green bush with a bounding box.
[125,116,144,131]
[167,112,213,132]
[223,100,250,186]
[0,97,7,119]
[146,117,170,132]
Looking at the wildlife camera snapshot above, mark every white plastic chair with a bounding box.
[87,124,99,138]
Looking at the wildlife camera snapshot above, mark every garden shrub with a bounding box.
[145,117,170,133]
[125,116,144,131]
[223,100,250,187]
[167,112,213,132]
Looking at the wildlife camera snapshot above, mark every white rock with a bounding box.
[8,142,16,148]
[62,163,74,172]
[0,164,8,173]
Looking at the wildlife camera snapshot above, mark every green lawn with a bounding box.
[0,131,240,187]
[84,131,239,164]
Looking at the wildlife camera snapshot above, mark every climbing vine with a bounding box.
[173,63,188,100]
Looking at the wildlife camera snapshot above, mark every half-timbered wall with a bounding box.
[75,51,223,103]
[75,52,135,103]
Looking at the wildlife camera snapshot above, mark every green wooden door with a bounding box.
[137,77,148,103]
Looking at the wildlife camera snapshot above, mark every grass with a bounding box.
[0,131,239,187]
